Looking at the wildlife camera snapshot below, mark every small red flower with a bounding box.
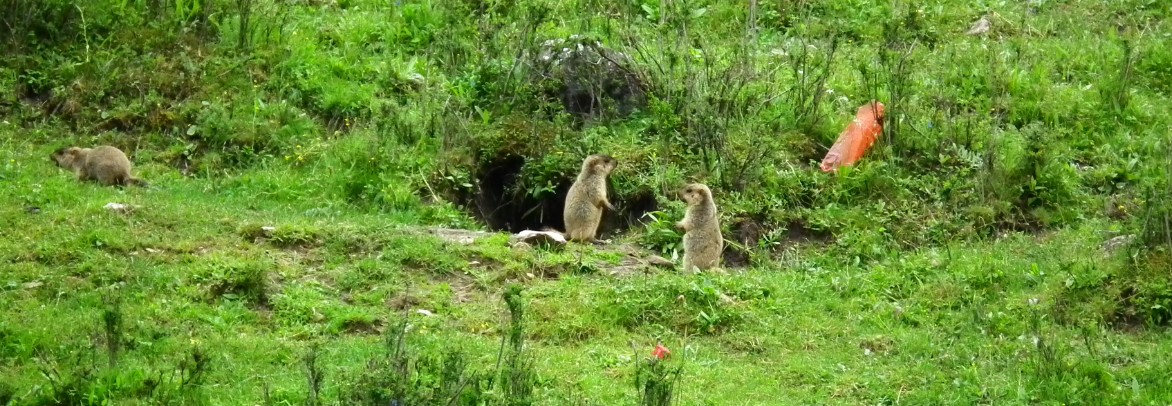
[652,343,670,360]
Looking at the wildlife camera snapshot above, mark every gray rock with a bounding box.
[645,255,675,268]
[104,202,137,214]
[966,16,992,36]
[1103,234,1134,254]
[528,35,647,118]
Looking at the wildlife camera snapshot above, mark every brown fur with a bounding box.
[676,183,723,273]
[51,145,148,187]
[563,154,618,243]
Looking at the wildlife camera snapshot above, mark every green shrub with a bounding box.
[189,98,318,169]
[636,209,684,258]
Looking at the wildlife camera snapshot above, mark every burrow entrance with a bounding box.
[464,155,658,237]
[444,155,837,271]
[722,216,834,267]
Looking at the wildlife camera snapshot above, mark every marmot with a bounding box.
[563,154,618,243]
[51,145,148,187]
[676,183,723,273]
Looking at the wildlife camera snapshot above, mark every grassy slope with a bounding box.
[3,134,1171,404]
[3,0,1172,404]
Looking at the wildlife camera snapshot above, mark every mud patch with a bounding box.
[608,244,676,277]
[722,218,833,266]
[777,219,834,246]
[336,317,384,336]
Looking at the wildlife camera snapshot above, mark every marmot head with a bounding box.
[681,183,712,206]
[50,147,82,169]
[581,154,617,175]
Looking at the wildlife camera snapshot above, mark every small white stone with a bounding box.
[511,229,567,247]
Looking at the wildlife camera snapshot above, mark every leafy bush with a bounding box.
[636,209,685,258]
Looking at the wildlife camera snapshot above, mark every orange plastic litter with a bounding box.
[820,100,885,173]
[652,343,670,360]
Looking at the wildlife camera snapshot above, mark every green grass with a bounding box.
[3,133,1171,404]
[3,0,1172,404]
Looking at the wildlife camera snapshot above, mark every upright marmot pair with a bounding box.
[51,145,148,187]
[562,154,723,273]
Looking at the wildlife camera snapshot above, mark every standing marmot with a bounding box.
[51,145,149,187]
[563,154,618,243]
[677,183,723,273]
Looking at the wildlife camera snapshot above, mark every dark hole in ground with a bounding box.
[723,218,835,267]
[1111,286,1170,331]
[779,219,834,245]
[723,216,765,268]
[465,155,658,235]
[599,188,659,240]
[471,155,537,232]
[18,80,53,106]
